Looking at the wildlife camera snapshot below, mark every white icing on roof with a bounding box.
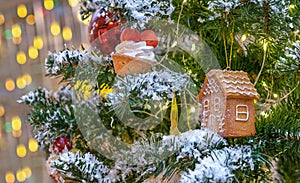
[200,69,259,99]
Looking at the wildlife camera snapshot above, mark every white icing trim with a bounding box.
[236,104,249,121]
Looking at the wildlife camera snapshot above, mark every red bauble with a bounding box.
[88,8,122,55]
[120,28,141,42]
[52,137,72,154]
[140,30,158,48]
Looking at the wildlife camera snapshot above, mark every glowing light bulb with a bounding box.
[3,122,12,133]
[5,78,15,91]
[26,14,35,25]
[28,138,38,152]
[241,34,247,42]
[16,77,26,89]
[16,51,27,64]
[62,27,72,41]
[16,169,26,182]
[17,4,27,18]
[12,116,22,131]
[16,144,27,157]
[5,172,15,183]
[13,37,22,45]
[33,36,43,49]
[28,46,38,59]
[50,22,61,36]
[0,105,5,117]
[13,130,22,137]
[44,0,54,10]
[12,24,22,38]
[23,74,32,85]
[23,167,32,178]
[0,13,5,25]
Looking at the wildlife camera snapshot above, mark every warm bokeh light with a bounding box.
[16,144,27,158]
[5,78,15,91]
[3,29,12,40]
[0,105,5,117]
[16,169,26,182]
[241,34,247,42]
[17,4,27,18]
[12,116,22,131]
[28,138,38,152]
[50,22,61,36]
[0,13,5,25]
[23,74,32,85]
[13,130,22,138]
[5,172,15,183]
[23,167,32,178]
[33,36,44,49]
[3,122,12,133]
[26,14,35,25]
[16,76,27,89]
[28,46,39,59]
[44,0,54,10]
[16,51,27,64]
[13,37,22,45]
[62,27,72,41]
[12,24,22,38]
[68,0,78,7]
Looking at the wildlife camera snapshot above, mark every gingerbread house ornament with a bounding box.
[198,69,259,137]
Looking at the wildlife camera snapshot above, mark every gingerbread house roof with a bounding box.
[198,69,259,100]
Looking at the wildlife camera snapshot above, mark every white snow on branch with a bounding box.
[81,0,174,24]
[49,151,111,182]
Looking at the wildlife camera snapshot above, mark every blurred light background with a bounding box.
[0,0,90,182]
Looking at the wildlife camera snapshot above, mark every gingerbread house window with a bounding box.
[214,97,220,111]
[203,99,210,116]
[203,99,209,110]
[236,105,249,121]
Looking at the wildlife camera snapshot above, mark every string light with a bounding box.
[3,122,12,133]
[44,0,54,10]
[0,105,5,117]
[16,169,26,182]
[16,51,27,64]
[13,37,22,45]
[3,29,12,40]
[68,0,78,7]
[17,4,27,18]
[16,144,27,157]
[13,130,22,137]
[5,172,15,183]
[0,13,5,25]
[23,74,32,85]
[12,24,22,38]
[5,79,15,91]
[62,27,72,41]
[33,36,44,49]
[12,116,22,131]
[28,46,39,59]
[16,76,26,89]
[241,34,247,42]
[28,138,38,152]
[23,167,32,178]
[26,14,35,25]
[51,22,61,36]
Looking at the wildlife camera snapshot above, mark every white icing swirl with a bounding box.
[115,41,156,62]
